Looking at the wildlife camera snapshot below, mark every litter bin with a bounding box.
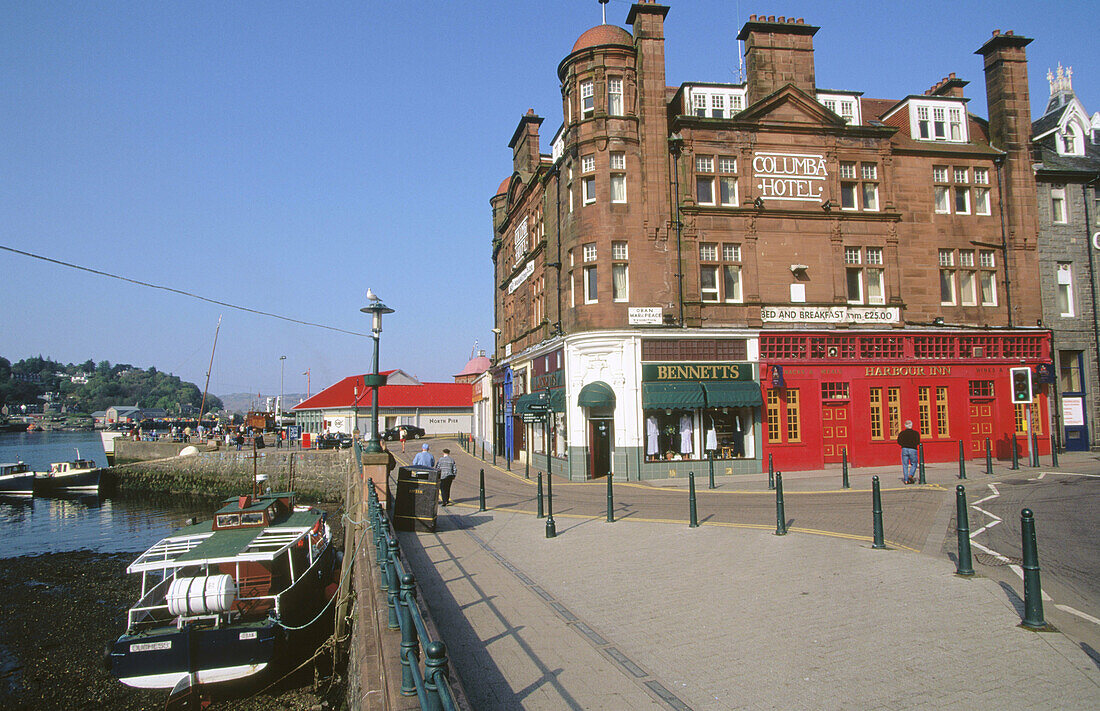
[393,466,440,532]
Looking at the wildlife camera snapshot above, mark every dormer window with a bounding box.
[685,86,746,120]
[902,100,968,143]
[817,93,861,124]
[1060,123,1083,156]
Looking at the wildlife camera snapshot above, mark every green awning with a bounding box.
[642,381,706,409]
[513,392,549,415]
[703,381,763,407]
[577,381,616,408]
[549,388,566,413]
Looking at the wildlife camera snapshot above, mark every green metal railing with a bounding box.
[366,477,458,710]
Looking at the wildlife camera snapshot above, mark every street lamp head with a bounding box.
[360,291,395,333]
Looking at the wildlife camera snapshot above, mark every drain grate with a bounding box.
[974,552,1021,567]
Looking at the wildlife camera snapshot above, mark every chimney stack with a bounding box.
[508,109,544,175]
[737,16,820,106]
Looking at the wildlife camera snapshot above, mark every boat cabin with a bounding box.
[1,462,30,476]
[48,459,98,475]
[212,493,293,530]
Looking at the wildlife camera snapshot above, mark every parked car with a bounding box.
[381,425,425,441]
[316,432,353,449]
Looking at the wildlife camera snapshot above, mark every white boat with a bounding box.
[0,462,34,496]
[106,492,337,702]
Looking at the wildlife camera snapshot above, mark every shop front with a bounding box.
[639,362,763,478]
[759,331,1052,471]
[514,348,568,474]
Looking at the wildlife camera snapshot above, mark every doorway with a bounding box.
[588,418,613,479]
[821,403,849,463]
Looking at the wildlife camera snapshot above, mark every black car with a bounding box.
[316,432,353,449]
[381,425,425,441]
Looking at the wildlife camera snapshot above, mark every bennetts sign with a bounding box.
[642,363,753,381]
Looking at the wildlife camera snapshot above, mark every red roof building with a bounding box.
[292,370,473,437]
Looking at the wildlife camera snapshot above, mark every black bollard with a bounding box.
[955,485,974,576]
[708,452,716,489]
[1030,429,1040,468]
[479,468,486,512]
[525,454,530,480]
[958,440,967,479]
[842,447,850,489]
[1051,431,1059,468]
[506,453,511,471]
[871,476,885,549]
[386,538,400,628]
[689,471,699,528]
[1011,435,1019,470]
[545,472,557,538]
[1020,508,1046,629]
[606,472,615,523]
[768,453,775,490]
[918,443,926,484]
[985,437,993,475]
[536,472,544,518]
[775,472,787,536]
[481,441,484,460]
[492,446,496,466]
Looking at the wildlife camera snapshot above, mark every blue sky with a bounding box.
[2,1,1095,399]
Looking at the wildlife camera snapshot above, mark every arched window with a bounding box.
[1060,123,1083,156]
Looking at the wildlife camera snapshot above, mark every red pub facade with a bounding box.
[759,331,1051,471]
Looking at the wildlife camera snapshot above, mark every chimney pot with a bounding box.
[949,72,956,79]
[768,15,775,22]
[797,18,804,23]
[1006,30,1013,35]
[993,29,1000,36]
[749,14,755,21]
[778,16,785,22]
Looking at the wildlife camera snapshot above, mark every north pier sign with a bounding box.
[753,152,827,203]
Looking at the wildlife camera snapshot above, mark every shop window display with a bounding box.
[644,407,754,461]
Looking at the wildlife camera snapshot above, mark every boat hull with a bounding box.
[34,468,102,494]
[110,622,279,689]
[0,473,34,497]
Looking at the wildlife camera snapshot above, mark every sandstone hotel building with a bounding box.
[488,2,1051,479]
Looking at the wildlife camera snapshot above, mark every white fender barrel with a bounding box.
[167,574,238,616]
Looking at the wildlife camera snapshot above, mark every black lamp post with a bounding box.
[361,289,394,454]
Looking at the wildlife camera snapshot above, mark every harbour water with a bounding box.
[0,431,205,558]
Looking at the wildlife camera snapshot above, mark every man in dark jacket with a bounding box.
[897,420,920,484]
[437,449,457,505]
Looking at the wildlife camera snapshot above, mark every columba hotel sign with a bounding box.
[753,151,827,202]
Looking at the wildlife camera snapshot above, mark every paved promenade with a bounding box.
[391,443,1100,710]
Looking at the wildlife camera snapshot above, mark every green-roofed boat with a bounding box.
[105,491,337,703]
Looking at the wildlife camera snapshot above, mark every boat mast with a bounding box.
[197,316,222,427]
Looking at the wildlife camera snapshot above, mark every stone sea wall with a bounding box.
[111,440,349,501]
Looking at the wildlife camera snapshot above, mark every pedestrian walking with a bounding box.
[412,443,435,467]
[438,448,457,505]
[897,419,920,483]
[399,426,407,453]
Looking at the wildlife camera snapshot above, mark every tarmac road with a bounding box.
[958,469,1100,660]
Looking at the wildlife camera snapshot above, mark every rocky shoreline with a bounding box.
[0,507,347,710]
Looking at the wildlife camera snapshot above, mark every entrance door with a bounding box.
[821,403,849,463]
[588,418,612,479]
[968,401,995,457]
[1060,351,1090,451]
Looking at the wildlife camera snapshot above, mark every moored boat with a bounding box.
[33,458,103,494]
[0,462,34,497]
[106,492,336,701]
